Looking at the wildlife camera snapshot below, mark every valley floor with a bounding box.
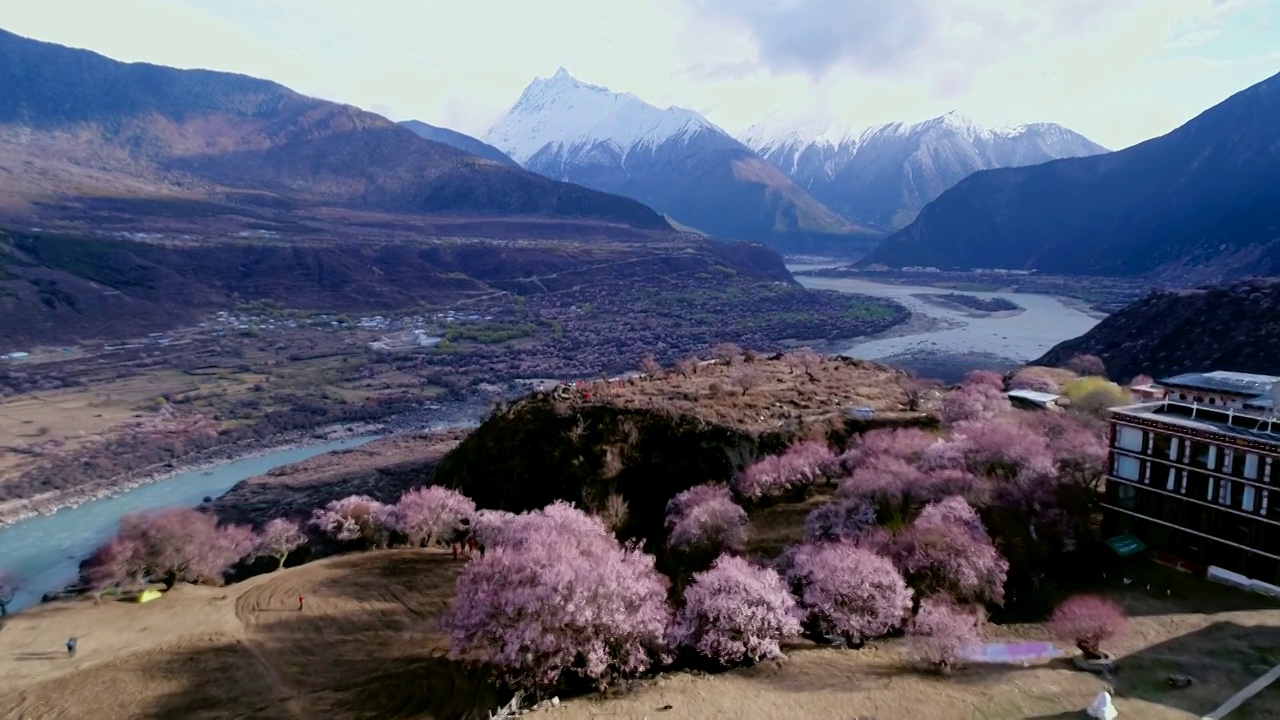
[2,549,1278,720]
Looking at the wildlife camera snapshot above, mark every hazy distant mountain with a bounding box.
[483,68,876,252]
[398,119,518,167]
[0,29,666,230]
[743,112,1107,230]
[860,71,1280,279]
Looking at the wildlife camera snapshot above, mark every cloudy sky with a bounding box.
[4,0,1278,149]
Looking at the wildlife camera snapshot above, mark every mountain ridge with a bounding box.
[743,111,1107,230]
[858,70,1280,278]
[483,68,876,252]
[398,119,518,167]
[0,28,668,232]
[1034,278,1280,381]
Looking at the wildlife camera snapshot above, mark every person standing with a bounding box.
[478,544,486,558]
[297,594,305,612]
[66,636,77,658]
[452,543,459,560]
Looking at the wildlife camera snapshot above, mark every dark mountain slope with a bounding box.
[1034,279,1280,381]
[399,119,518,167]
[860,72,1280,279]
[0,28,666,230]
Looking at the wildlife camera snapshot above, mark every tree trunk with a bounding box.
[276,554,287,571]
[1078,642,1103,661]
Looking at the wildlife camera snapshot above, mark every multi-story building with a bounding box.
[1103,371,1280,585]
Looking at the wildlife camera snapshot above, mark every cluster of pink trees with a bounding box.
[734,439,838,500]
[83,508,258,590]
[441,502,672,692]
[665,483,748,554]
[306,486,476,549]
[1008,367,1060,393]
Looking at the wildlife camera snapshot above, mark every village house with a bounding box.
[1103,371,1280,588]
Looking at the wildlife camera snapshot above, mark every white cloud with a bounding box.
[1,0,1275,150]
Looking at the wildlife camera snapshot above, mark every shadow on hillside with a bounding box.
[124,553,504,720]
[1112,621,1280,718]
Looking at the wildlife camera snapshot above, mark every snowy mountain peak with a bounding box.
[742,113,847,154]
[741,109,1109,231]
[484,70,722,165]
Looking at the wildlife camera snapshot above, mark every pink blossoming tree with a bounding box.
[948,419,1057,481]
[309,495,387,546]
[254,518,307,570]
[734,440,839,501]
[670,555,802,666]
[803,498,878,543]
[1008,368,1060,393]
[888,496,1008,606]
[89,509,256,589]
[839,427,941,472]
[665,483,749,553]
[939,383,1012,424]
[440,502,671,693]
[963,369,1006,390]
[83,537,141,593]
[468,508,517,547]
[385,486,476,547]
[782,541,914,647]
[906,595,982,674]
[1048,594,1127,660]
[1064,354,1107,377]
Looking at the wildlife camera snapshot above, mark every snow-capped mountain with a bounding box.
[744,111,1109,231]
[484,69,873,252]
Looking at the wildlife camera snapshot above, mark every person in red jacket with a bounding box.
[297,594,305,612]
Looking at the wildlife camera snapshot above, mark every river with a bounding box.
[0,436,373,614]
[792,273,1102,380]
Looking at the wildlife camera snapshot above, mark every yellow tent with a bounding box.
[136,588,163,604]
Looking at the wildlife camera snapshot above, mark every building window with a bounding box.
[1115,426,1144,452]
[1209,397,1217,404]
[1114,455,1141,481]
[1207,476,1215,501]
[1244,453,1260,480]
[1264,490,1271,517]
[1179,393,1187,400]
[1219,479,1233,507]
[1167,467,1177,491]
[1224,448,1234,474]
[1117,483,1136,509]
[1243,485,1257,513]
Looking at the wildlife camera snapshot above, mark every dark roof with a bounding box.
[1157,371,1279,397]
